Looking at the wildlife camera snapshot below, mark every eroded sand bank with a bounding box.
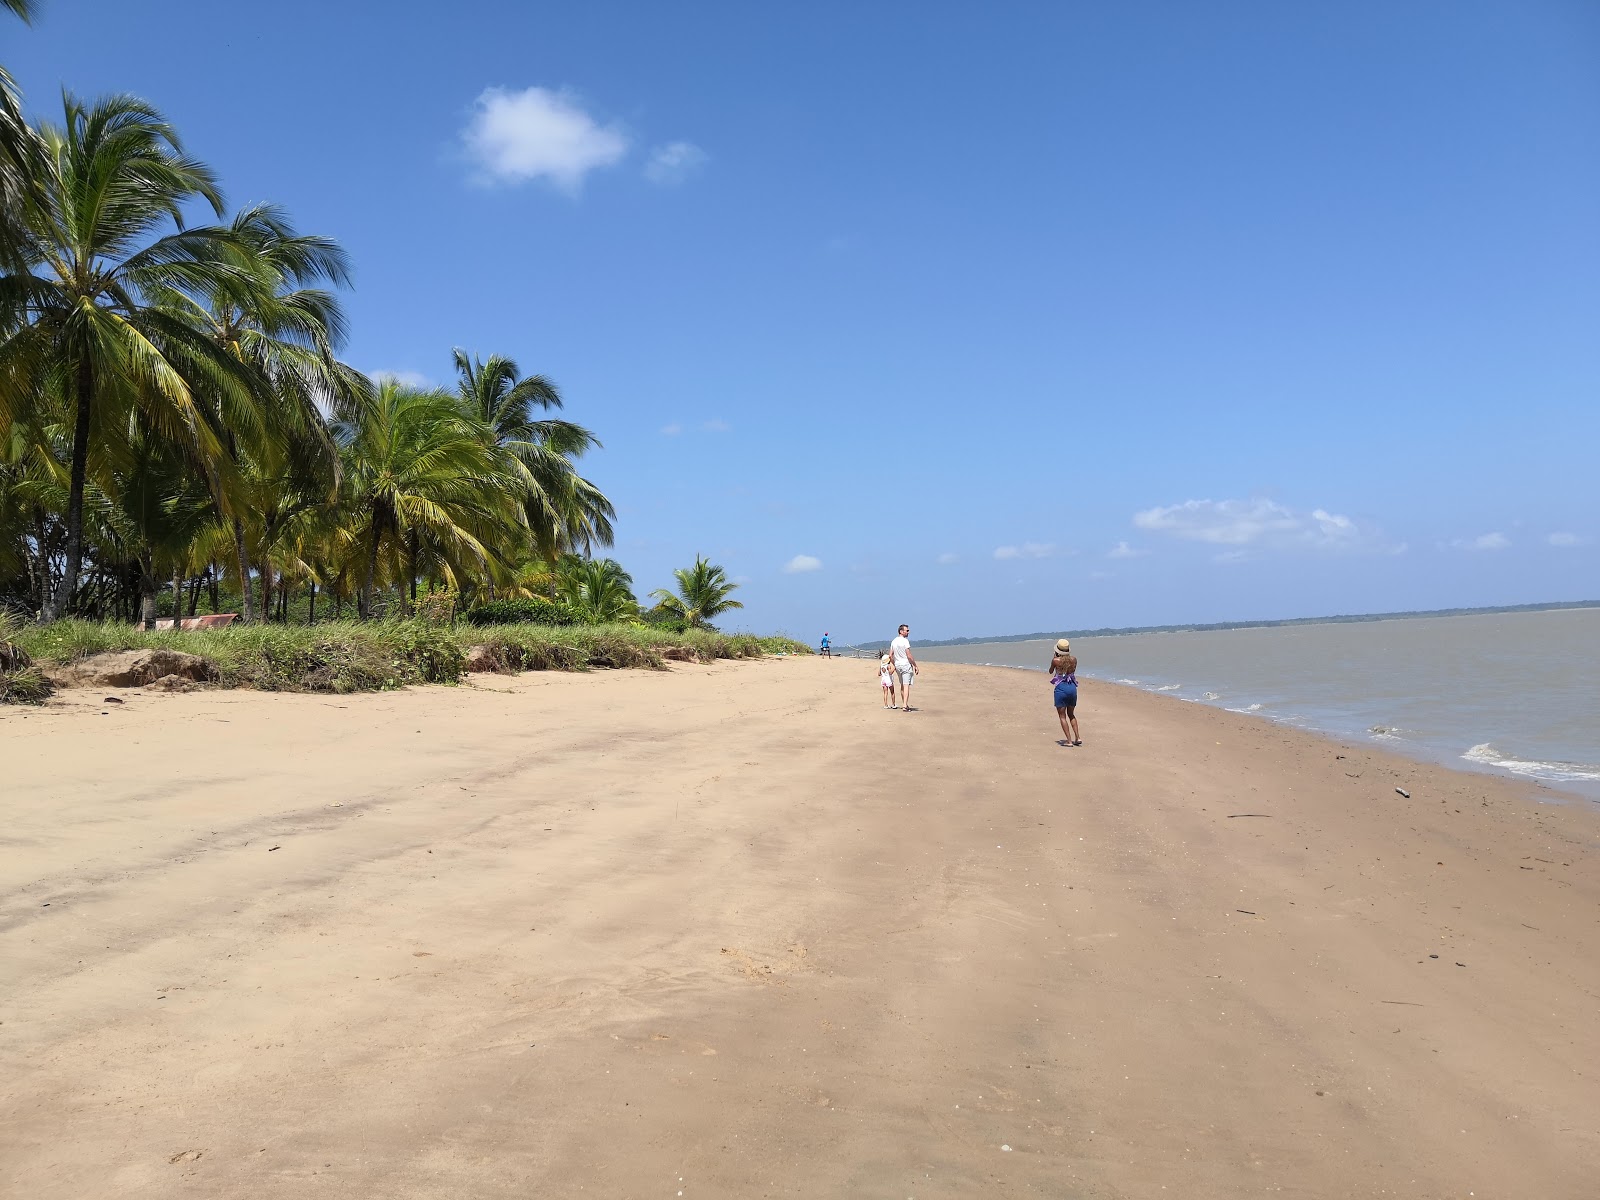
[2,657,1597,1198]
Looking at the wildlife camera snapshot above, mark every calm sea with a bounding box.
[914,608,1600,802]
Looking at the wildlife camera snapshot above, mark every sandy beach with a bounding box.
[3,656,1598,1198]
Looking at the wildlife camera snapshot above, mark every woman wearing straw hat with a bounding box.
[1050,638,1081,746]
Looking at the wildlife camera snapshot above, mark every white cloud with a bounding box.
[994,542,1055,560]
[1108,540,1147,559]
[702,418,732,433]
[1134,498,1304,545]
[1547,532,1589,547]
[370,369,431,389]
[783,554,822,574]
[936,552,958,565]
[644,140,707,185]
[1452,532,1510,551]
[463,86,628,190]
[659,423,682,436]
[1133,497,1388,552]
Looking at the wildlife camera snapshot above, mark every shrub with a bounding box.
[413,589,459,625]
[462,597,578,627]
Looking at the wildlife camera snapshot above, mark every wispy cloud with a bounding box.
[702,418,732,433]
[1547,531,1589,547]
[1108,540,1147,559]
[1134,497,1391,552]
[463,86,628,191]
[370,369,431,389]
[994,542,1055,560]
[936,552,958,565]
[644,140,707,185]
[659,423,682,436]
[783,554,822,574]
[1451,532,1510,551]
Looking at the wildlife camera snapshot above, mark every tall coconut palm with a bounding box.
[336,380,520,619]
[0,93,251,620]
[649,556,743,630]
[453,349,615,562]
[153,203,366,622]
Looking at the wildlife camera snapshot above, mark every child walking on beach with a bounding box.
[879,654,896,709]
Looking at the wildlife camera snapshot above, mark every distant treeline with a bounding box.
[862,600,1599,650]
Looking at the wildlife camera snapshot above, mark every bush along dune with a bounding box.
[2,618,812,703]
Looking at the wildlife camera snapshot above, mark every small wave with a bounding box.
[1154,683,1182,692]
[1202,691,1221,701]
[1226,703,1264,713]
[1114,678,1140,685]
[1462,743,1600,784]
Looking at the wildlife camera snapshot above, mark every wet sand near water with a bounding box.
[2,658,1598,1198]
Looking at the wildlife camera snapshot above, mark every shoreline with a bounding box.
[961,663,1600,806]
[917,613,1600,803]
[5,657,1598,1196]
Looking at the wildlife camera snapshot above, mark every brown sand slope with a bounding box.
[2,658,1597,1198]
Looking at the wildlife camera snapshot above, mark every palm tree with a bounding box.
[0,93,250,620]
[560,556,637,622]
[335,380,519,619]
[649,556,744,630]
[453,349,615,563]
[153,203,365,622]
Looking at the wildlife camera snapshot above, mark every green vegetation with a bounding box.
[0,6,617,626]
[6,617,811,699]
[0,8,769,684]
[463,597,579,627]
[649,556,745,629]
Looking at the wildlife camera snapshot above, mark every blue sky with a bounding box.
[9,1,1598,642]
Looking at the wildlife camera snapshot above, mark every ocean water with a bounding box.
[914,608,1600,802]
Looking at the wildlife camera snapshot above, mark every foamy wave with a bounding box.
[1202,691,1221,701]
[1154,683,1182,692]
[1227,703,1264,713]
[1114,678,1141,685]
[1369,725,1403,741]
[1463,743,1600,784]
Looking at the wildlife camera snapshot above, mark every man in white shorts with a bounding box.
[890,623,918,711]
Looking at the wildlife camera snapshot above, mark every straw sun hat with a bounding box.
[1055,638,1071,652]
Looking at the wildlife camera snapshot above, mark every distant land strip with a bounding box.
[861,599,1599,650]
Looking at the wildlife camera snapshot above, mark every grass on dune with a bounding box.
[3,618,811,700]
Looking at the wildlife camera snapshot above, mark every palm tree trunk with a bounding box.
[405,529,419,615]
[45,359,93,622]
[139,555,158,631]
[307,580,316,626]
[232,518,255,624]
[260,563,273,625]
[171,564,183,633]
[360,522,380,620]
[208,565,219,614]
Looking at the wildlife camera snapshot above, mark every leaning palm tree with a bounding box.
[0,94,251,620]
[453,349,615,563]
[152,203,366,622]
[335,380,521,619]
[649,556,744,629]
